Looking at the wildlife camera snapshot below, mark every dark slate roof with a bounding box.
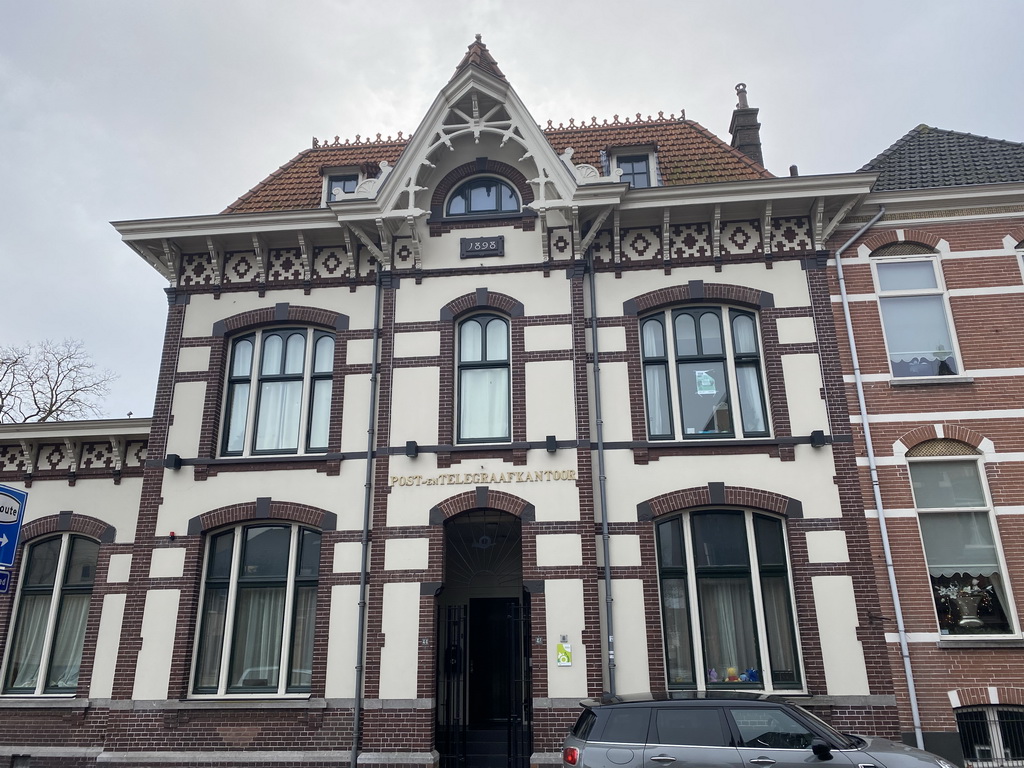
[861,124,1024,191]
[224,116,772,214]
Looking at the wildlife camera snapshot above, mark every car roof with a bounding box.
[580,691,786,708]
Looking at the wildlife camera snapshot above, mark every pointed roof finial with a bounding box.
[735,83,749,109]
[450,34,507,82]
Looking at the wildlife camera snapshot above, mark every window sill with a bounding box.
[179,696,322,709]
[936,637,1024,649]
[889,375,974,387]
[0,695,84,708]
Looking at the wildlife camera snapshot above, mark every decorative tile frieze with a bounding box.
[267,248,303,282]
[549,230,572,260]
[223,250,260,284]
[670,223,712,260]
[621,227,660,262]
[179,253,216,286]
[720,220,762,256]
[0,444,26,472]
[80,442,116,470]
[128,440,148,466]
[772,217,813,252]
[591,230,614,264]
[313,247,355,279]
[39,443,71,471]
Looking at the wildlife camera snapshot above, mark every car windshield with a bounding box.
[788,703,859,749]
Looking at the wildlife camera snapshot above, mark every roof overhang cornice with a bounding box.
[864,181,1024,212]
[0,418,152,442]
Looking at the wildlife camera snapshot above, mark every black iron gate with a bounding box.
[437,596,531,768]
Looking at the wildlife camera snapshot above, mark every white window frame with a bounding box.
[656,510,804,693]
[611,147,660,188]
[321,168,363,205]
[908,454,1018,638]
[640,307,771,441]
[871,255,963,380]
[456,313,511,443]
[443,175,521,218]
[2,533,98,696]
[190,522,320,698]
[957,706,1024,767]
[221,327,334,458]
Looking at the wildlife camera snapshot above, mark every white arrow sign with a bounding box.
[0,534,6,547]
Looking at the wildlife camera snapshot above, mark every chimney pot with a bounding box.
[790,165,799,177]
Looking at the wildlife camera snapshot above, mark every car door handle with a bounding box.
[749,759,776,766]
[650,756,677,763]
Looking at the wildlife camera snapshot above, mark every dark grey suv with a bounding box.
[562,693,958,768]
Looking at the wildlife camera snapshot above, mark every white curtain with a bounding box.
[6,594,49,690]
[194,588,228,690]
[289,585,317,688]
[760,576,796,680]
[644,365,672,436]
[699,577,757,678]
[255,381,302,451]
[735,365,767,434]
[919,510,999,577]
[229,587,286,689]
[47,594,90,689]
[459,368,509,440]
[662,579,694,684]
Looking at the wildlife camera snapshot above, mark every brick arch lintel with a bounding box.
[623,281,775,316]
[21,512,116,544]
[637,482,803,520]
[1008,225,1024,247]
[211,303,349,337]
[186,497,338,536]
[896,424,985,454]
[428,487,536,525]
[862,228,941,254]
[439,288,525,321]
[430,159,536,212]
[953,687,1024,708]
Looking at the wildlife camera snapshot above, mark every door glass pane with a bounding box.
[731,708,814,749]
[880,296,957,376]
[699,577,758,683]
[877,260,937,291]
[46,593,90,690]
[661,578,694,686]
[699,312,723,355]
[693,513,748,567]
[459,368,509,440]
[644,364,672,437]
[228,586,285,690]
[910,461,985,508]
[655,708,728,747]
[255,380,303,451]
[735,363,767,435]
[678,361,731,436]
[241,526,290,578]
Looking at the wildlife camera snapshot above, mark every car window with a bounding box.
[573,709,597,739]
[730,708,815,750]
[653,707,730,747]
[600,708,651,744]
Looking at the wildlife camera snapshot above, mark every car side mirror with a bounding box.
[811,739,833,760]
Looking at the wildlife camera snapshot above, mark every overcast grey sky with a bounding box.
[2,0,1021,420]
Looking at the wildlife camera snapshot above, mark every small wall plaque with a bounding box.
[460,235,504,259]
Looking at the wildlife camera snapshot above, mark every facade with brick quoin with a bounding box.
[0,36,1022,768]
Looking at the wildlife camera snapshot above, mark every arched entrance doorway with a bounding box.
[436,510,531,768]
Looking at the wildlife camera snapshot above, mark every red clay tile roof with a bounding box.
[223,116,772,214]
[450,35,506,83]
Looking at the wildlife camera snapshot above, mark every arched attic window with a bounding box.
[446,177,520,217]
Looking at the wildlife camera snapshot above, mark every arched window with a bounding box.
[657,510,799,690]
[640,307,768,440]
[446,178,519,217]
[3,534,99,694]
[193,522,321,695]
[222,328,334,456]
[957,706,1024,765]
[458,314,510,442]
[908,440,1012,635]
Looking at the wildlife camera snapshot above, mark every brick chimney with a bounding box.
[729,83,764,167]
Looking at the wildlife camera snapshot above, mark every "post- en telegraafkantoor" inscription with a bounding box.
[390,470,577,487]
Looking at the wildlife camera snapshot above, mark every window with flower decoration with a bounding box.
[909,440,1013,635]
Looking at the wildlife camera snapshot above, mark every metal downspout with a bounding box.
[351,268,384,768]
[833,207,924,748]
[586,252,616,695]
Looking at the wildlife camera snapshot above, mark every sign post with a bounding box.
[0,484,28,594]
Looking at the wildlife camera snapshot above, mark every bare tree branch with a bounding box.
[0,340,117,423]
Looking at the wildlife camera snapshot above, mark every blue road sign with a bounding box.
[0,571,9,594]
[0,484,28,569]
